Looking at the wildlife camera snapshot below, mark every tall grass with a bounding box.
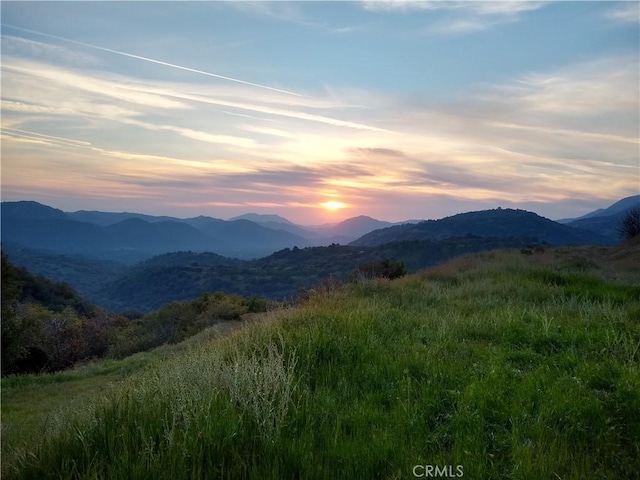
[5,249,640,479]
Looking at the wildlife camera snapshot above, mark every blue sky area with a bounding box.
[1,1,638,223]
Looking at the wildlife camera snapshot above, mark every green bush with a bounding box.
[353,258,407,280]
[619,207,640,240]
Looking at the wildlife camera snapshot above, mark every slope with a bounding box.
[4,243,639,479]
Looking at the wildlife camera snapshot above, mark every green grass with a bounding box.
[2,249,639,479]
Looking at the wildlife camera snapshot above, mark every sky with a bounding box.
[1,1,638,225]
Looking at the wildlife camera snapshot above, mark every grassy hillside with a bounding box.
[2,244,639,479]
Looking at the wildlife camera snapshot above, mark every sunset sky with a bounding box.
[1,1,638,224]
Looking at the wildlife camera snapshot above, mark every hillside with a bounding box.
[1,253,121,374]
[3,243,639,479]
[0,253,272,375]
[351,208,613,247]
[1,252,99,318]
[6,236,540,312]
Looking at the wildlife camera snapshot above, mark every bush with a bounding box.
[618,207,640,240]
[353,258,407,280]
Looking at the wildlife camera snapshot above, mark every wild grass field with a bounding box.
[2,244,639,479]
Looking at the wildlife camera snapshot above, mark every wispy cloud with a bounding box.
[228,1,323,28]
[606,2,640,23]
[2,54,387,138]
[1,34,101,66]
[363,1,546,14]
[2,127,92,147]
[363,0,547,35]
[1,23,301,97]
[3,57,189,112]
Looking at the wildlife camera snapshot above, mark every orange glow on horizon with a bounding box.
[321,200,348,211]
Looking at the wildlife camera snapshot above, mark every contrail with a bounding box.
[2,127,92,147]
[1,23,302,97]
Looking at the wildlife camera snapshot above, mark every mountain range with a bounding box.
[1,201,395,262]
[1,196,636,312]
[557,195,640,241]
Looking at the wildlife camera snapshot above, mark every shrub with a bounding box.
[354,258,407,280]
[618,207,640,240]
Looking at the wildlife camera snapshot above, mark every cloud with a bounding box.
[361,1,435,13]
[2,24,301,96]
[2,20,636,222]
[348,147,407,158]
[2,127,92,147]
[119,118,259,149]
[499,58,638,116]
[1,54,388,140]
[3,57,190,111]
[424,18,496,35]
[316,54,639,206]
[150,88,389,132]
[362,0,547,35]
[1,34,101,66]
[228,1,323,28]
[606,2,640,23]
[362,1,546,15]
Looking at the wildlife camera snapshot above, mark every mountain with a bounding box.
[194,219,311,258]
[2,201,405,262]
[561,196,640,242]
[1,202,313,261]
[228,213,295,225]
[309,216,394,242]
[1,200,68,221]
[228,213,322,239]
[350,208,613,247]
[1,214,109,252]
[66,210,180,226]
[1,205,221,263]
[559,195,640,223]
[103,218,220,252]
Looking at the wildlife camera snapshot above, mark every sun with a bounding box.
[321,200,347,211]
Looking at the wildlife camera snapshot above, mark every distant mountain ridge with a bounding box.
[228,213,295,225]
[350,208,613,247]
[2,200,626,264]
[1,201,397,262]
[559,195,640,241]
[558,195,639,223]
[318,215,394,240]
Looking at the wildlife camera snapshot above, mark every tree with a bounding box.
[1,251,27,374]
[618,207,640,240]
[354,258,407,280]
